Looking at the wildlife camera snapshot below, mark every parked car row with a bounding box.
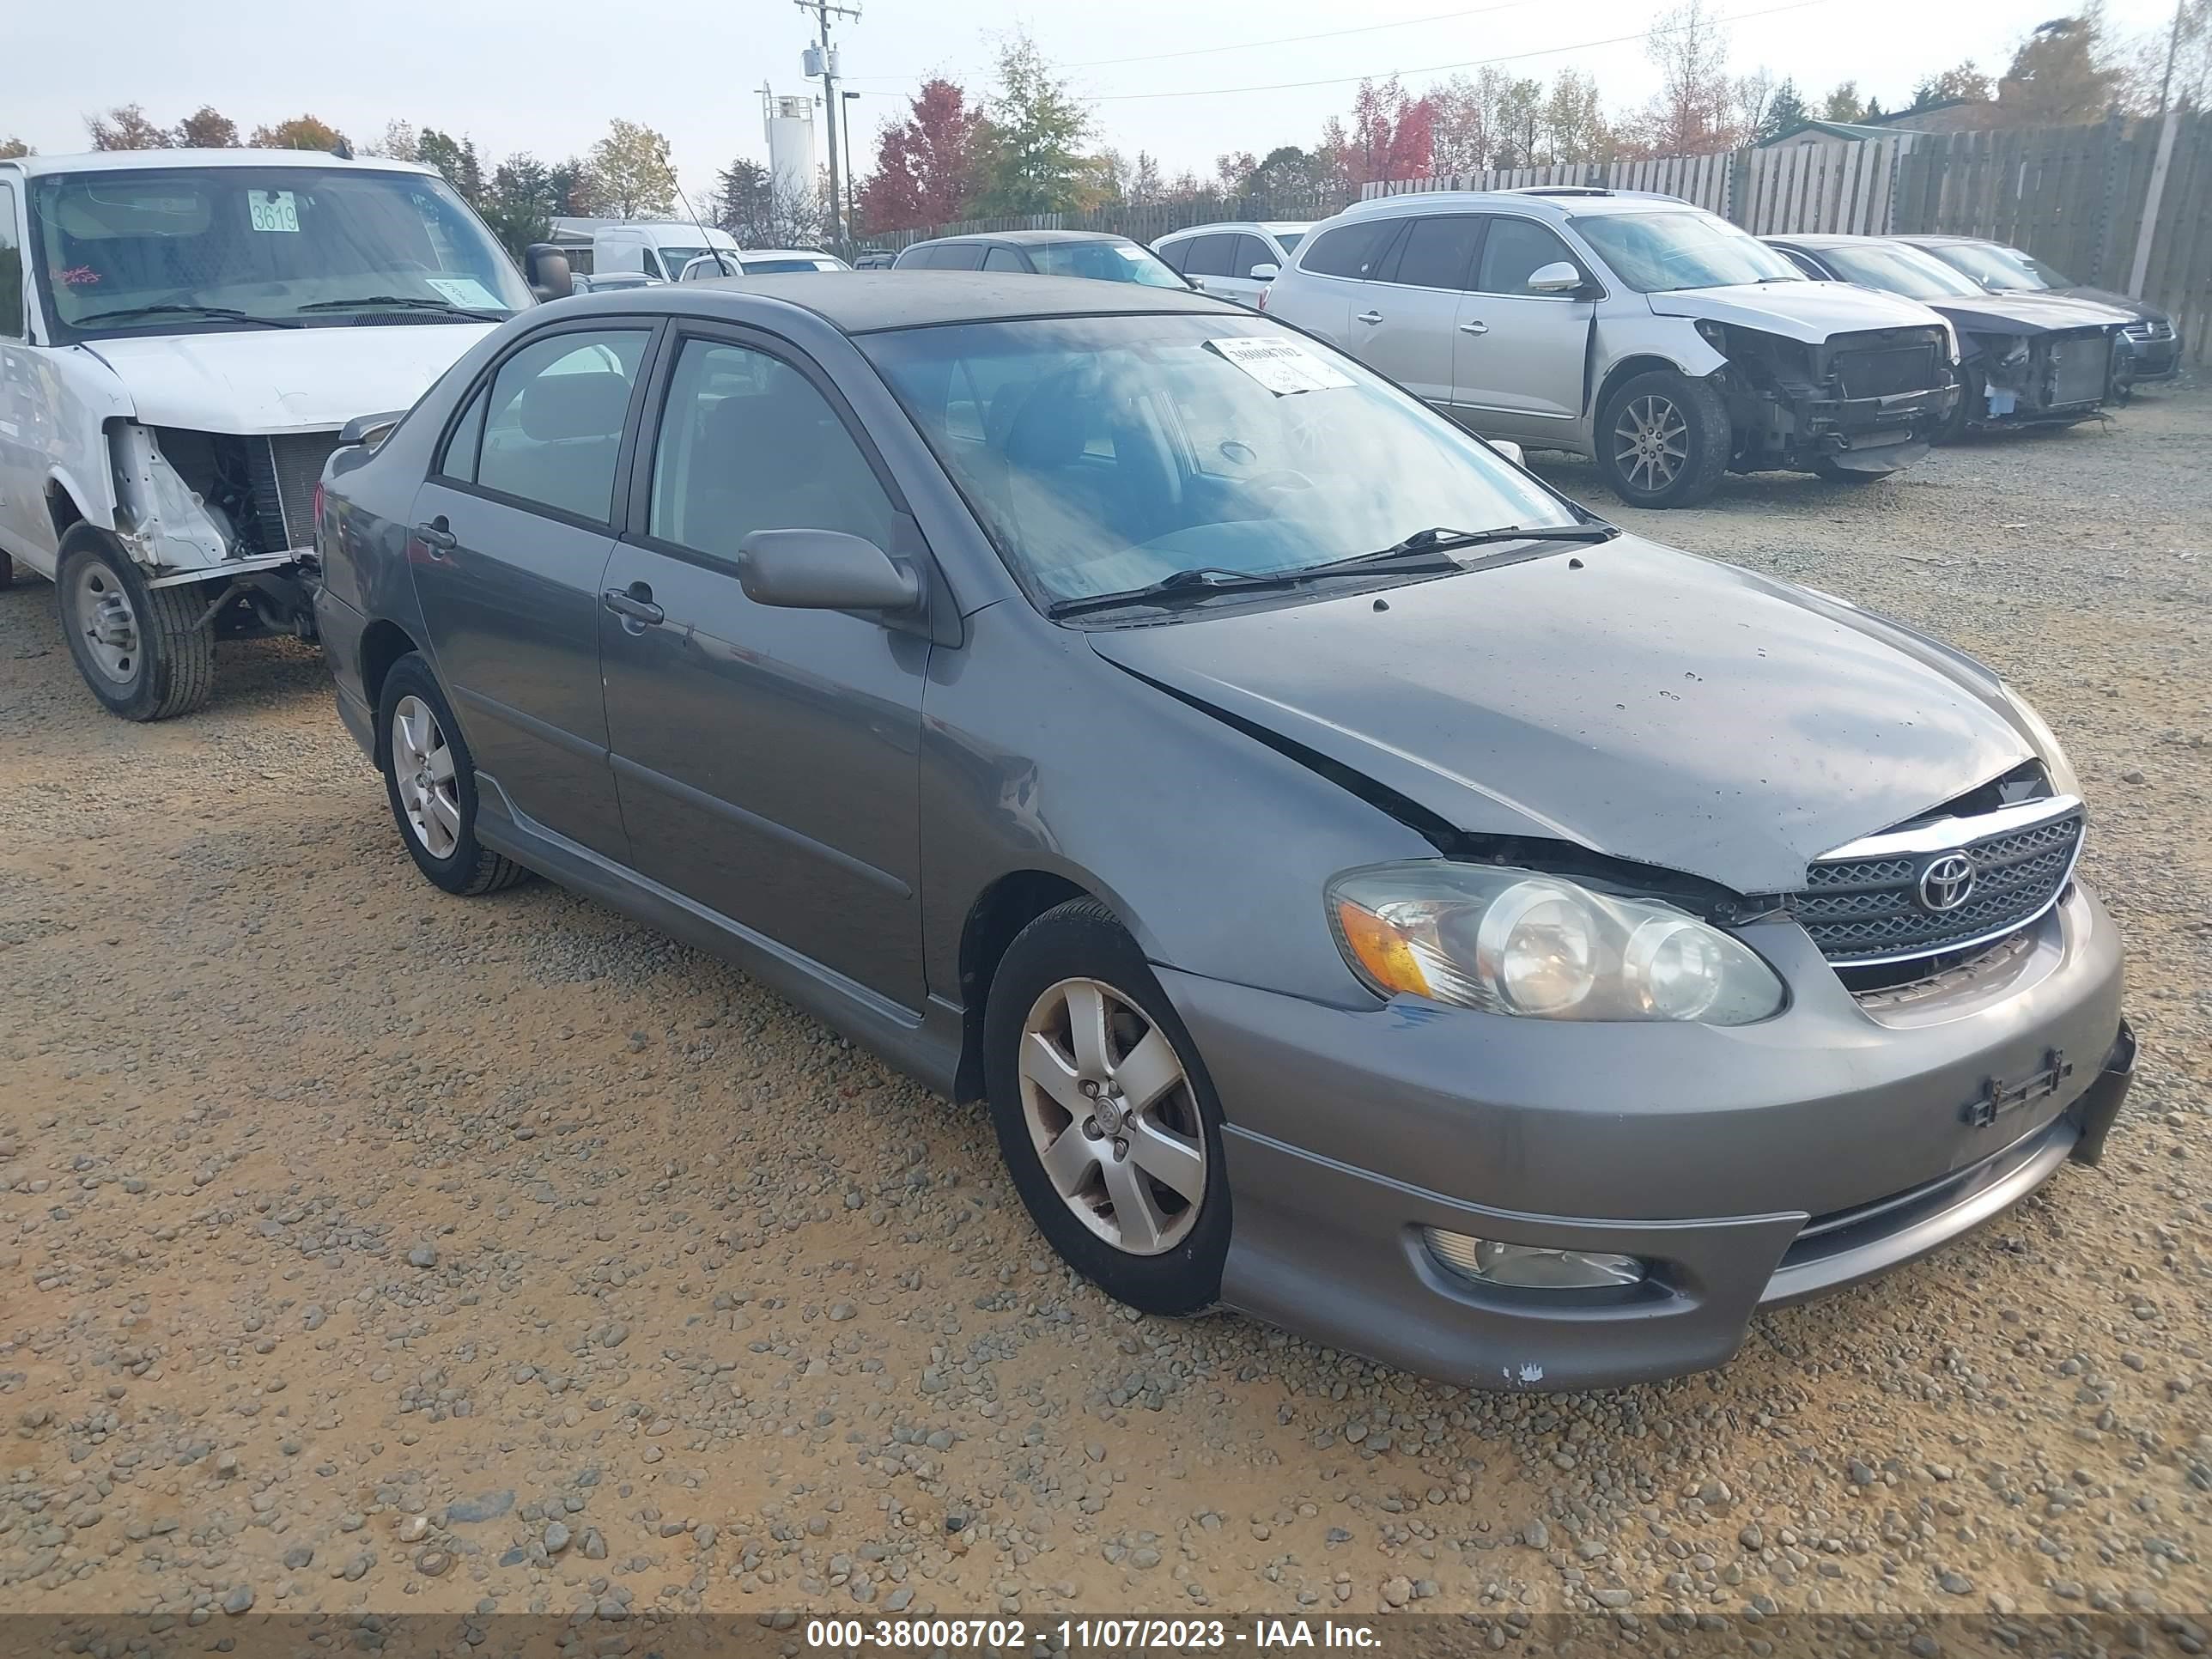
[0,149,2146,1394]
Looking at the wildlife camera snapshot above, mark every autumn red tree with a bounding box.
[1336,79,1436,187]
[858,79,991,231]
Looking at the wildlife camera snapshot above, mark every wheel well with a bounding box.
[359,621,420,752]
[953,870,1093,1101]
[46,482,86,544]
[1593,354,1692,424]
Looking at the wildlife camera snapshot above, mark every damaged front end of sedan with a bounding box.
[1696,319,1960,477]
[1956,324,2118,432]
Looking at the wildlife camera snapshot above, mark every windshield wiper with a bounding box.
[1325,521,1619,567]
[1047,566,1319,619]
[74,302,301,330]
[293,295,506,319]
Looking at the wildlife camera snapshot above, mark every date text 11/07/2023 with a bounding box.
[804,1617,1383,1650]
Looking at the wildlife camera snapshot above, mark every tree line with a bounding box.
[6,3,2205,244]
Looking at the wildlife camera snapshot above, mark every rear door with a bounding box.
[1450,215,1596,442]
[599,326,931,1008]
[408,320,654,861]
[1346,215,1480,406]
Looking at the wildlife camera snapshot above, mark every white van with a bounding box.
[0,149,537,719]
[586,222,738,284]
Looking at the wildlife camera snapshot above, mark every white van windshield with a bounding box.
[30,164,532,340]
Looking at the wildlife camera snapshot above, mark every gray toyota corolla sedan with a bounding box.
[313,274,2134,1390]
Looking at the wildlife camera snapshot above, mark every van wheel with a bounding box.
[1596,370,1729,507]
[0,549,15,588]
[376,653,529,897]
[983,899,1230,1316]
[56,527,216,721]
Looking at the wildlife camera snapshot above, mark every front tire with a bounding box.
[1595,369,1730,507]
[983,899,1230,1316]
[56,528,215,720]
[376,653,528,897]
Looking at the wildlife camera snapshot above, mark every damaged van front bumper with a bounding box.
[1166,881,2130,1391]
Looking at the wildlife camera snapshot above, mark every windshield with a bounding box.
[29,164,531,340]
[653,246,714,276]
[1922,240,2069,292]
[1032,240,1188,288]
[745,257,840,273]
[1820,242,1984,301]
[860,313,1577,611]
[1575,210,1804,293]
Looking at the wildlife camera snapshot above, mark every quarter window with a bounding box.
[437,383,491,483]
[1474,218,1582,295]
[1386,216,1481,290]
[1299,219,1398,280]
[647,338,896,561]
[472,328,649,523]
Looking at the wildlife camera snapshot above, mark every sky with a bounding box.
[3,0,2183,200]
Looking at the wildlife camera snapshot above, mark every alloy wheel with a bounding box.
[70,563,142,685]
[1613,393,1690,494]
[1017,977,1206,1256]
[391,695,462,860]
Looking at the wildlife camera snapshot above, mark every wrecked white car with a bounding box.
[0,149,532,719]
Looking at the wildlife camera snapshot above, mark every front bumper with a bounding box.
[2118,334,2184,384]
[1170,882,2130,1390]
[1781,380,1958,468]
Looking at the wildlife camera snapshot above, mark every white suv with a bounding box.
[1262,188,1962,507]
[1152,222,1311,309]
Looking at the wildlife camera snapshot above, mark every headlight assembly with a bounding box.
[1328,862,1784,1024]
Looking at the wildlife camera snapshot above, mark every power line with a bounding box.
[1081,0,1840,100]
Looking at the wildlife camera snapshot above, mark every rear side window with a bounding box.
[933,243,986,270]
[0,183,21,338]
[1300,219,1398,280]
[1474,218,1582,295]
[982,246,1028,273]
[1181,235,1234,279]
[1153,238,1192,274]
[472,327,650,524]
[1384,216,1480,290]
[896,245,936,269]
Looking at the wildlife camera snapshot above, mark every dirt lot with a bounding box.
[3,389,2209,1640]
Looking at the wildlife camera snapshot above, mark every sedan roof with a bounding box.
[919,229,1134,246]
[569,270,1236,333]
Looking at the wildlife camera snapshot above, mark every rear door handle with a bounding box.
[601,585,665,627]
[1459,320,1489,336]
[414,519,456,555]
[1355,310,1383,325]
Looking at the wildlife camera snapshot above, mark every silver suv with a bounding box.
[1263,188,1963,507]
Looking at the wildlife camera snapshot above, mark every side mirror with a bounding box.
[1488,439,1526,467]
[1249,262,1280,281]
[337,410,409,449]
[736,529,921,612]
[1526,260,1585,295]
[524,244,574,302]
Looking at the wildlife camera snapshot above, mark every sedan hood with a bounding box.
[1087,538,2039,895]
[85,321,495,434]
[2048,283,2169,325]
[1646,281,1946,343]
[1929,292,2133,337]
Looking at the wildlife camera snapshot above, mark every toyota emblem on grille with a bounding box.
[1917,852,1977,913]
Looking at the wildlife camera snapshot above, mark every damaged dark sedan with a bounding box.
[1767,234,2131,439]
[315,275,2135,1389]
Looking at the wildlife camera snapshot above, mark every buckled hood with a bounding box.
[1644,281,1949,343]
[1086,538,2041,895]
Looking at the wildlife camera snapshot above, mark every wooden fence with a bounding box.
[1736,136,1914,234]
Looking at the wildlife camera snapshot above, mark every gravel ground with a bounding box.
[1,389,2207,1640]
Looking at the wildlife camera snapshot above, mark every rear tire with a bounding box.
[56,527,216,721]
[1595,369,1730,507]
[1937,368,1981,445]
[983,899,1230,1316]
[376,652,529,897]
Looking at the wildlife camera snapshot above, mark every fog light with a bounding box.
[1425,1228,1645,1290]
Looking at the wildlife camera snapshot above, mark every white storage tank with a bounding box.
[766,94,816,201]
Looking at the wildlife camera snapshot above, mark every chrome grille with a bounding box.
[1796,800,2083,966]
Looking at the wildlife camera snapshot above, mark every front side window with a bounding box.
[1180,235,1233,279]
[1820,242,1985,301]
[1475,217,1583,295]
[27,164,531,340]
[1573,209,1804,294]
[0,183,23,338]
[861,313,1574,609]
[648,337,896,560]
[1032,240,1185,288]
[1234,235,1276,277]
[1386,216,1480,290]
[1152,238,1193,274]
[982,246,1029,273]
[1298,219,1398,281]
[473,328,650,523]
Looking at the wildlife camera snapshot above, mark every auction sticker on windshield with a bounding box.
[247,191,301,233]
[1206,337,1355,396]
[425,276,504,309]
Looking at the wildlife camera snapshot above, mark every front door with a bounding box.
[1346,214,1483,407]
[1449,216,1595,443]
[408,321,654,861]
[599,328,929,1009]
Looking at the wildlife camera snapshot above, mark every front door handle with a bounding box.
[1355,309,1383,325]
[1458,320,1489,336]
[414,519,457,556]
[601,584,665,627]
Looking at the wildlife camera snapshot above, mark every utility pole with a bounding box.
[2157,0,2186,116]
[842,91,861,239]
[797,0,860,247]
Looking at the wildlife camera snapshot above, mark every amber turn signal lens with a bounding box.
[1334,900,1431,999]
